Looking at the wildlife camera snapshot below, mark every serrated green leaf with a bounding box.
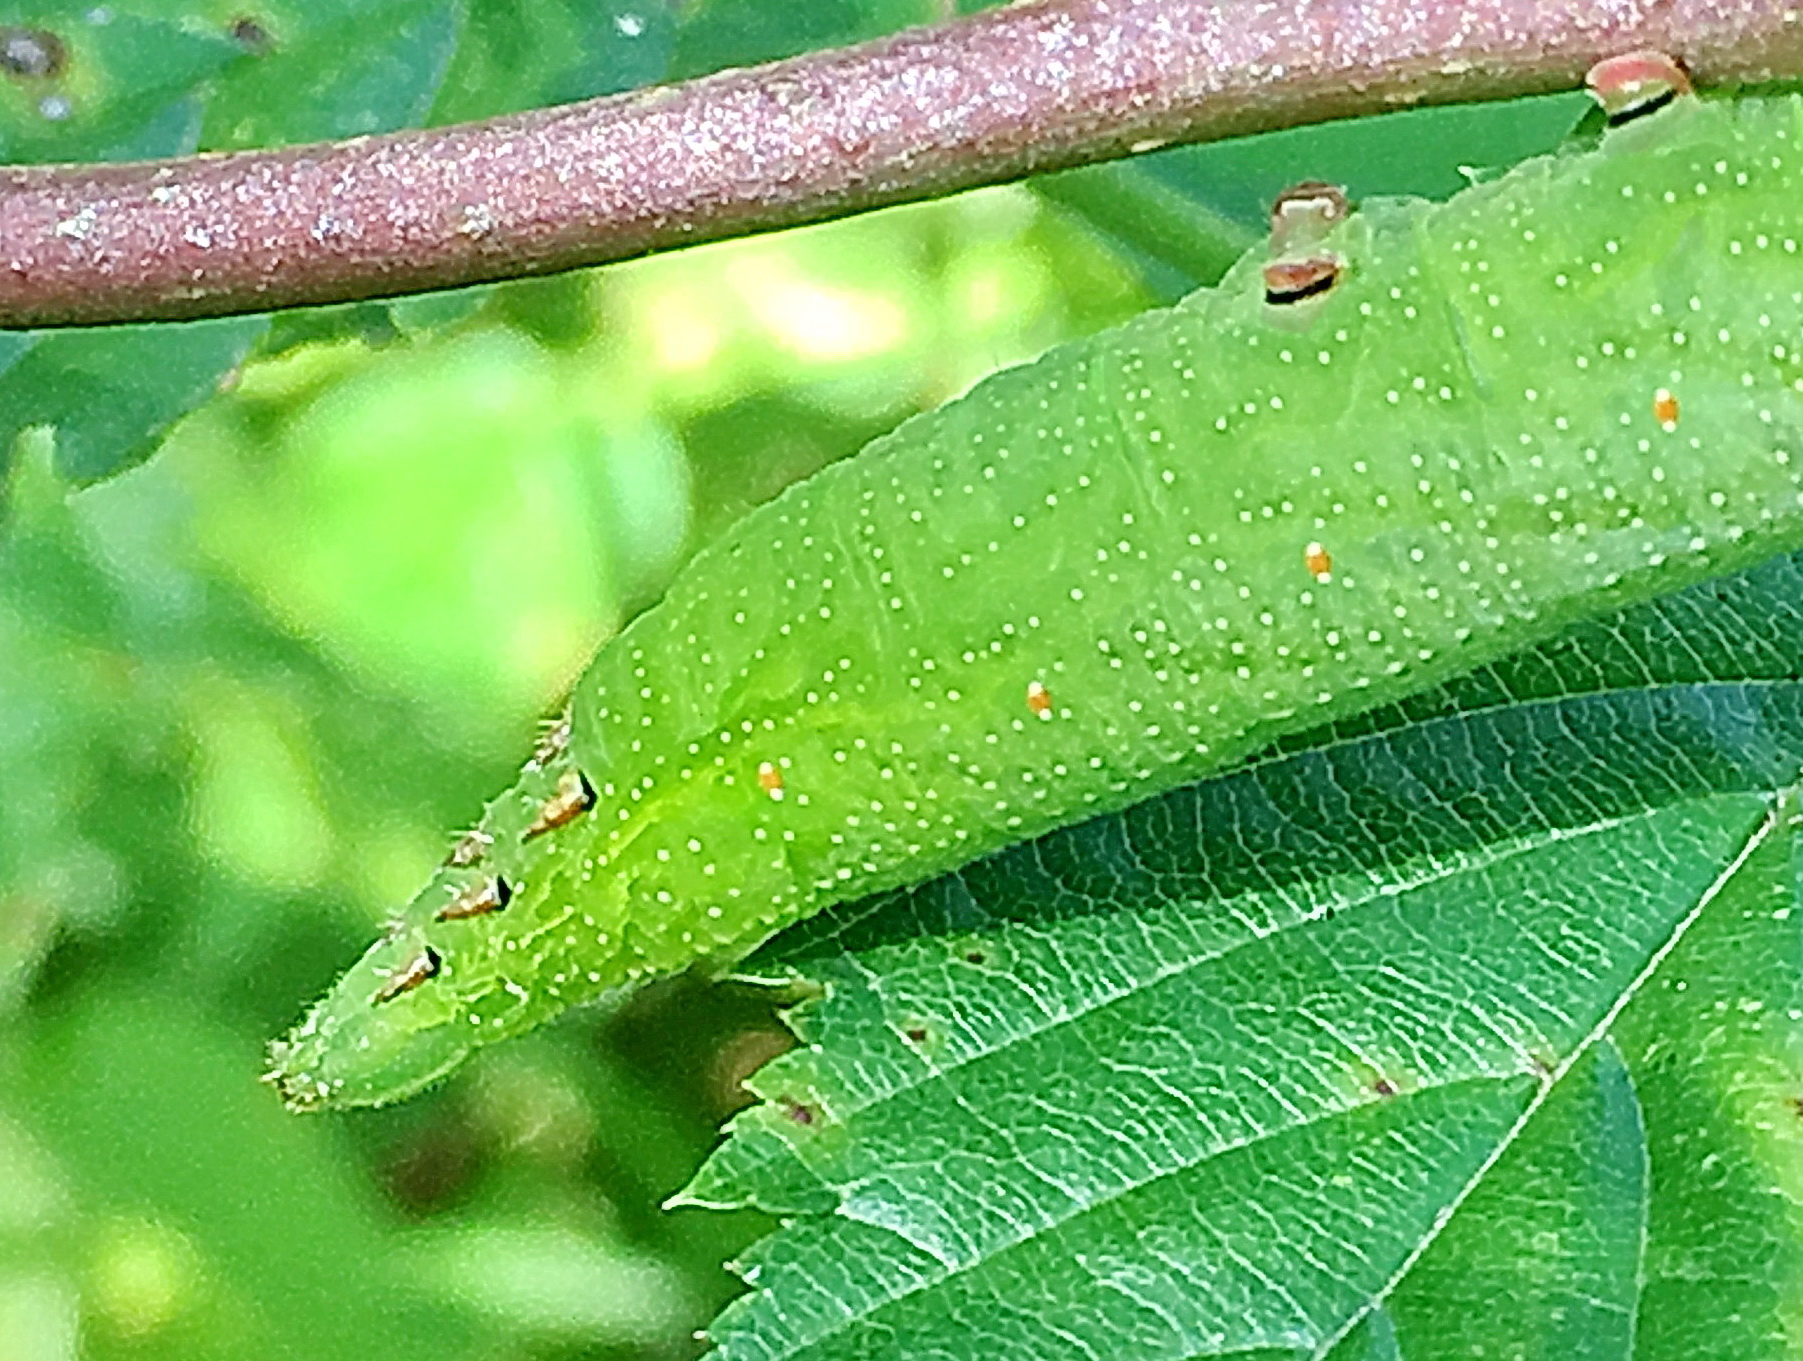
[200,0,458,147]
[0,318,266,485]
[431,0,675,122]
[688,547,1803,1358]
[0,8,239,163]
[670,0,943,80]
[712,817,1800,1358]
[699,795,1776,1358]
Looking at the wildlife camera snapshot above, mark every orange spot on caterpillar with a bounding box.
[1304,541,1333,583]
[436,875,511,922]
[1586,51,1693,125]
[1264,256,1341,306]
[374,946,441,1004]
[524,769,595,839]
[1654,387,1680,432]
[228,16,273,53]
[1026,680,1054,718]
[758,761,785,800]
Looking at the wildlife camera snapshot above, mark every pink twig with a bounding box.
[1,0,1798,328]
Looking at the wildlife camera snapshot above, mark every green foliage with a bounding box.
[0,0,465,486]
[691,547,1803,1356]
[201,0,458,147]
[0,319,265,484]
[669,0,944,79]
[9,0,1803,1357]
[431,0,675,121]
[0,0,950,488]
[0,84,1144,1356]
[0,8,236,160]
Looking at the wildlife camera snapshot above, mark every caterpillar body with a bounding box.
[271,91,1803,1110]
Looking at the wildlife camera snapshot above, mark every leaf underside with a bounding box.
[688,546,1803,1360]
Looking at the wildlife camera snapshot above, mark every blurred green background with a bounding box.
[0,0,1604,1351]
[0,180,1157,1360]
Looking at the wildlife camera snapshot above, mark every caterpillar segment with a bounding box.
[270,86,1803,1110]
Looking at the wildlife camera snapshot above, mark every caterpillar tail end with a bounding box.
[263,938,478,1112]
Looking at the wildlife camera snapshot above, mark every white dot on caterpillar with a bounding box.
[758,762,785,800]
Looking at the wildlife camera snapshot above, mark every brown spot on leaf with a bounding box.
[0,27,66,80]
[782,1098,818,1127]
[229,16,273,52]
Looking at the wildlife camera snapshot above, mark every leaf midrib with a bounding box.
[721,797,1779,1360]
[1309,800,1780,1361]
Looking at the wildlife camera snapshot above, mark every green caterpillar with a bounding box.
[270,84,1803,1111]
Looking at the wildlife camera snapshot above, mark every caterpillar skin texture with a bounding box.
[271,95,1803,1110]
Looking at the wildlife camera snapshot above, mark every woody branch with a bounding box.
[1,0,1798,329]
